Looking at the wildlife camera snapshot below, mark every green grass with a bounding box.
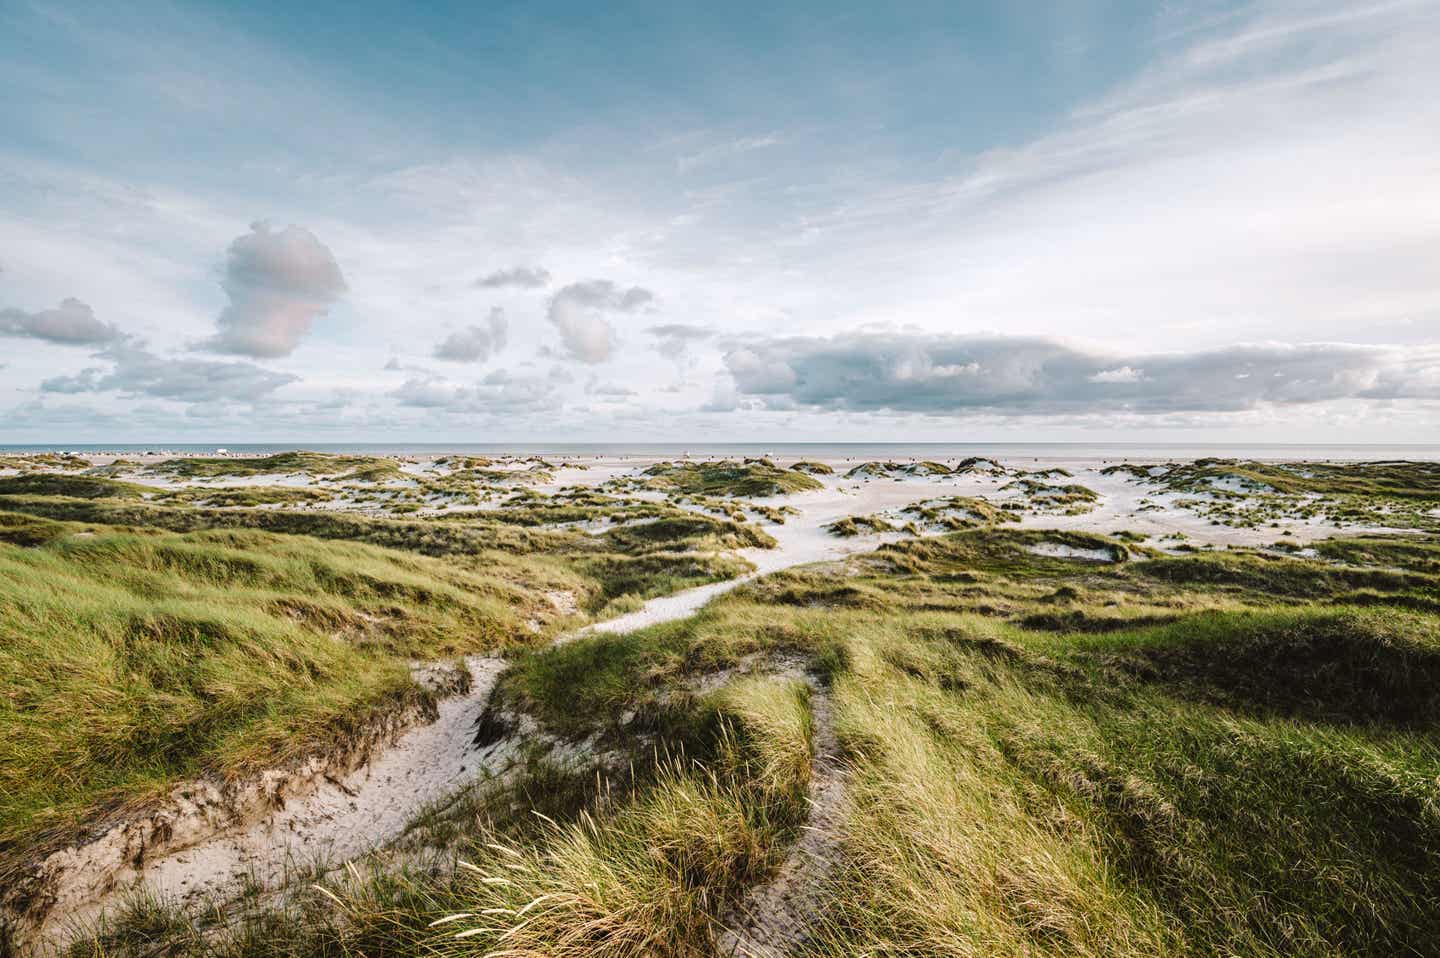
[0,475,780,879]
[0,524,590,866]
[0,453,91,472]
[1108,460,1440,532]
[0,511,78,547]
[491,573,1440,956]
[10,459,1440,957]
[803,606,1440,956]
[150,451,394,479]
[641,459,824,497]
[1178,459,1440,500]
[0,474,151,500]
[441,538,1440,956]
[158,485,334,507]
[63,643,819,958]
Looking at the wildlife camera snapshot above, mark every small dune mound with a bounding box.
[824,515,897,538]
[952,456,1006,475]
[843,461,892,479]
[0,474,149,500]
[642,460,823,497]
[1122,609,1440,726]
[843,460,952,479]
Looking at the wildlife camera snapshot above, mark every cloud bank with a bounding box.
[43,340,298,402]
[723,333,1440,415]
[204,222,347,358]
[0,298,120,345]
[391,369,559,414]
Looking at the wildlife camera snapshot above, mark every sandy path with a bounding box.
[30,521,855,949]
[583,485,914,635]
[19,454,1396,952]
[548,457,1381,640]
[715,676,846,958]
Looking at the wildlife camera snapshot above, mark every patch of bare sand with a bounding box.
[16,659,502,953]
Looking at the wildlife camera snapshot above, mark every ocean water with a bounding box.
[3,442,1439,461]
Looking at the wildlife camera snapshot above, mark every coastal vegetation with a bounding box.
[640,459,825,497]
[1,455,1437,957]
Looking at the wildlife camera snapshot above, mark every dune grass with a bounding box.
[0,474,775,877]
[64,648,821,958]
[157,485,334,507]
[642,459,824,497]
[1110,459,1440,532]
[8,458,1439,957]
[805,605,1440,957]
[487,548,1440,956]
[0,523,591,867]
[0,474,151,500]
[452,531,1440,957]
[149,451,391,479]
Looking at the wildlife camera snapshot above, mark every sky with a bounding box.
[1,0,1437,443]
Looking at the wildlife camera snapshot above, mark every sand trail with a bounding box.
[10,454,1390,952]
[715,674,846,958]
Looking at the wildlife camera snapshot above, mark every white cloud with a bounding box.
[433,307,509,363]
[203,221,347,358]
[724,332,1440,415]
[0,298,120,345]
[545,280,656,364]
[390,368,561,414]
[2,0,1438,441]
[476,266,550,289]
[42,339,298,402]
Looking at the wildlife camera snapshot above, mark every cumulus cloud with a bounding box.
[390,369,560,414]
[389,376,461,408]
[203,221,347,358]
[546,280,656,364]
[722,332,1440,415]
[42,340,298,403]
[433,307,509,363]
[476,266,551,289]
[0,298,120,345]
[647,323,713,361]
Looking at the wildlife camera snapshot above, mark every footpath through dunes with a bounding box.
[0,462,793,954]
[0,491,890,954]
[6,452,1440,955]
[714,672,846,958]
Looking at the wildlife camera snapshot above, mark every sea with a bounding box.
[3,442,1439,462]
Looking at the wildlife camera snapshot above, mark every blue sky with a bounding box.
[2,0,1437,442]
